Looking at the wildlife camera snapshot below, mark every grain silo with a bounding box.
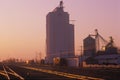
[83,35,96,57]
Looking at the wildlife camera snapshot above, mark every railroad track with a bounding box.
[21,66,104,80]
[0,65,24,80]
[0,65,77,80]
[0,64,119,80]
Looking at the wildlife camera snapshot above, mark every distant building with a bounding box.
[83,35,96,57]
[95,54,120,65]
[46,1,74,63]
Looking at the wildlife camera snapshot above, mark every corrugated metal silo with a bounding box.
[83,35,96,57]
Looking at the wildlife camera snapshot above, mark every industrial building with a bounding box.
[46,1,74,63]
[83,29,120,65]
[95,54,120,65]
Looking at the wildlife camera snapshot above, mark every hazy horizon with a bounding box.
[0,0,120,60]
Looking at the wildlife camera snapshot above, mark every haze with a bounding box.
[0,0,120,60]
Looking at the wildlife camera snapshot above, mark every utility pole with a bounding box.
[39,52,42,61]
[80,46,83,56]
[78,45,83,67]
[80,46,83,67]
[35,52,38,63]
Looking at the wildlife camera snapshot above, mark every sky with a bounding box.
[0,0,120,60]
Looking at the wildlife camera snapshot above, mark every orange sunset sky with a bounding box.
[0,0,120,60]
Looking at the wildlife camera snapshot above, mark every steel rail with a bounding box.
[6,66,24,80]
[3,65,10,80]
[21,66,104,80]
